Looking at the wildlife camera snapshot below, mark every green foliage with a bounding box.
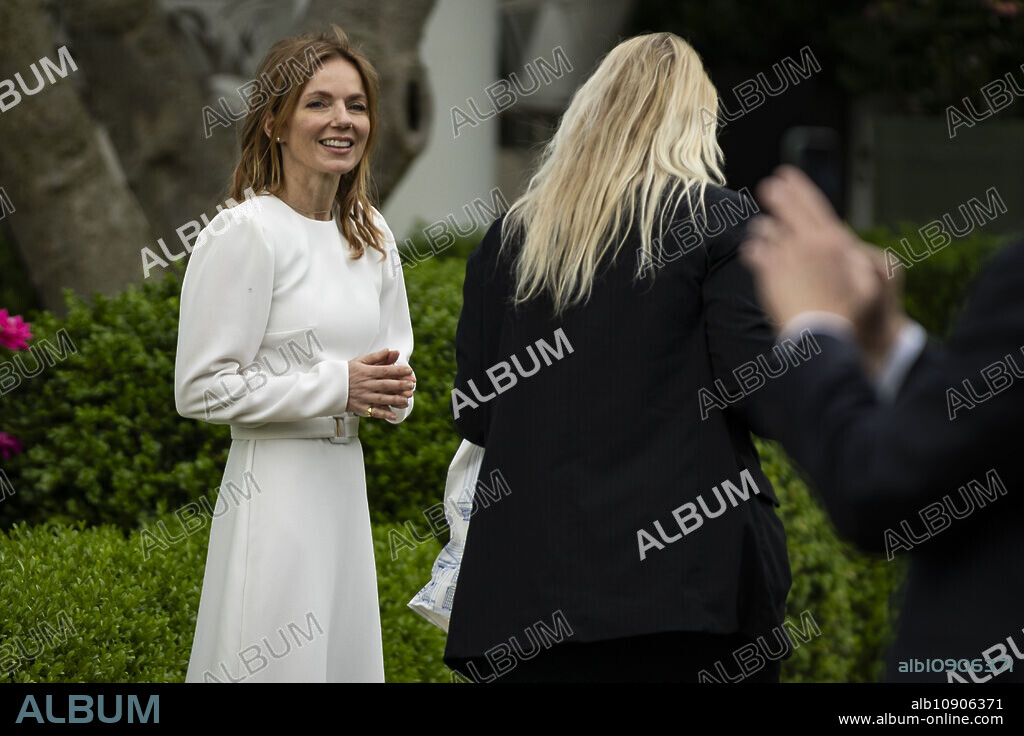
[0,518,197,683]
[360,257,465,523]
[0,256,466,529]
[858,224,1014,337]
[0,460,903,683]
[626,0,1024,115]
[758,438,904,683]
[0,263,232,530]
[2,222,1008,529]
[396,223,484,266]
[374,529,452,683]
[0,512,453,683]
[628,0,844,69]
[830,0,1024,113]
[3,219,1007,682]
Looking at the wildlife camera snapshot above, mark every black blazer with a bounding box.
[762,238,1024,682]
[443,185,792,675]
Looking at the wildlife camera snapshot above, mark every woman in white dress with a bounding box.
[174,25,416,683]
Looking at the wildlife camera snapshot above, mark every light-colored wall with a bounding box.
[514,0,633,110]
[382,0,499,243]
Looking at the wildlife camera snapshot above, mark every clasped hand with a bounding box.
[347,349,416,421]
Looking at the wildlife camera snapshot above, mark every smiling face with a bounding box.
[269,55,371,183]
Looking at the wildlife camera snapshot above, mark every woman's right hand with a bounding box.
[346,349,416,421]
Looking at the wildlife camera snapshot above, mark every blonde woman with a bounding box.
[174,25,416,683]
[444,33,791,683]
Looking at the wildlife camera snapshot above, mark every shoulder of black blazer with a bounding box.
[764,237,1024,552]
[467,182,755,271]
[453,184,775,443]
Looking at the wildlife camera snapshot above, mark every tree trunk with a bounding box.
[0,0,437,312]
[0,0,154,315]
[55,0,236,242]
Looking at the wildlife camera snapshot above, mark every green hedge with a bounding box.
[0,487,894,683]
[396,223,484,266]
[0,256,464,529]
[2,224,1014,529]
[0,512,450,683]
[757,437,904,683]
[859,224,1014,337]
[1,220,1013,682]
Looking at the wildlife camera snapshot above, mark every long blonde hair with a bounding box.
[229,24,385,258]
[502,33,726,315]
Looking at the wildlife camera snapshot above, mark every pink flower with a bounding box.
[0,432,22,458]
[984,0,1020,16]
[0,309,32,350]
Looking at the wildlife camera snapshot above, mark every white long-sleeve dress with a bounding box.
[174,193,414,683]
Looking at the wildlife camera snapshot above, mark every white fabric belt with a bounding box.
[230,415,360,444]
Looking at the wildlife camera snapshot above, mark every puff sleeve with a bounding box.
[174,204,352,424]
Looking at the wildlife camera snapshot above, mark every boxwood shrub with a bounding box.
[859,225,1015,337]
[0,256,464,529]
[0,512,450,683]
[3,225,1013,530]
[0,496,895,683]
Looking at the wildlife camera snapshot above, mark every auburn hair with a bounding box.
[228,23,385,258]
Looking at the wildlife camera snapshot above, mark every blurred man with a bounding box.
[741,166,1023,683]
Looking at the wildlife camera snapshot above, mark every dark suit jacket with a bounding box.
[442,185,792,676]
[763,238,1024,683]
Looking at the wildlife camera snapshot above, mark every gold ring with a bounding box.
[366,407,373,418]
